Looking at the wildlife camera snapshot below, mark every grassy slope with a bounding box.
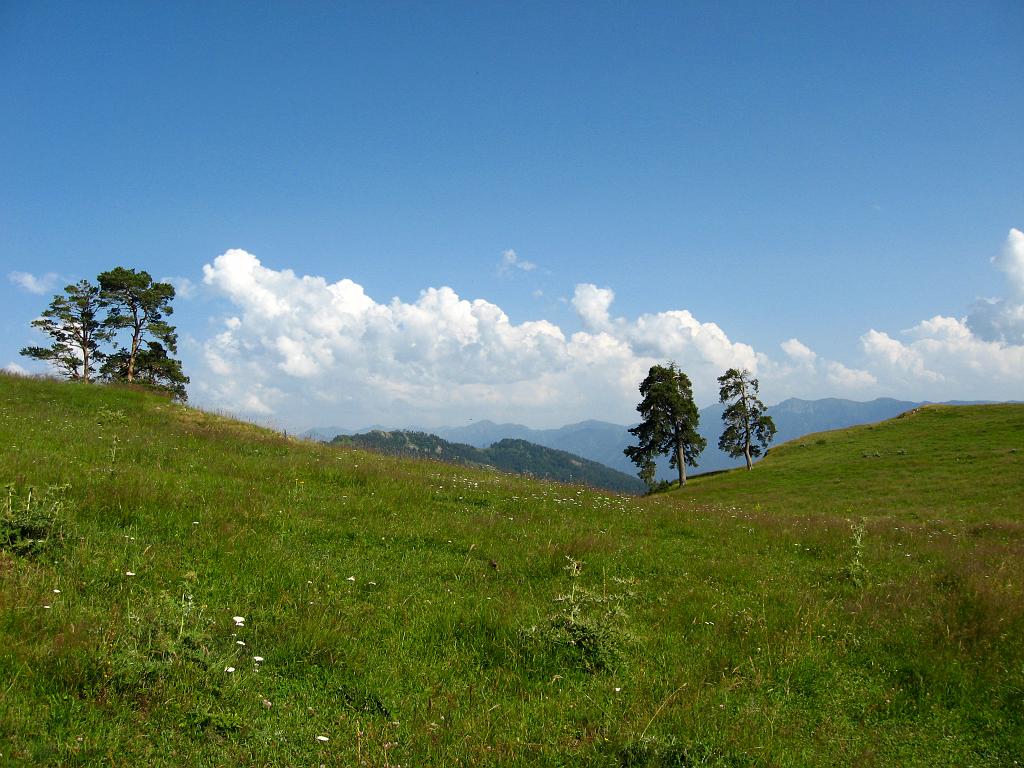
[681,404,1023,521]
[1,375,1022,766]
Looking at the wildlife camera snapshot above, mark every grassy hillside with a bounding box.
[332,430,646,493]
[680,404,1023,521]
[1,374,1022,766]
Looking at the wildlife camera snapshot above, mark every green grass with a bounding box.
[1,374,1022,766]
[681,404,1024,522]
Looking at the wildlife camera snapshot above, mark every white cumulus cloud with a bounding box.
[572,284,615,332]
[756,339,876,397]
[996,227,1024,296]
[191,233,1024,429]
[847,229,1024,401]
[498,249,537,274]
[967,228,1024,344]
[861,317,1024,399]
[781,338,817,364]
[195,249,760,426]
[161,276,197,299]
[8,271,59,295]
[825,361,877,389]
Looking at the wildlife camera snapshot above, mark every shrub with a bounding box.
[1,483,69,557]
[843,519,869,588]
[520,557,636,673]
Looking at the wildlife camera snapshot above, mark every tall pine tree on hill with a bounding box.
[624,363,706,487]
[98,267,189,398]
[19,280,111,383]
[19,267,189,400]
[717,368,776,470]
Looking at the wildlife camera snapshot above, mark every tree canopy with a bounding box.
[19,280,111,383]
[624,363,706,487]
[101,340,189,401]
[98,268,178,384]
[717,367,776,470]
[20,267,188,400]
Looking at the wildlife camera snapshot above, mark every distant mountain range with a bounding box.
[305,397,1000,481]
[329,431,646,493]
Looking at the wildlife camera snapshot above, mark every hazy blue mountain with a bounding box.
[442,398,922,478]
[434,420,536,446]
[767,397,921,435]
[429,420,639,477]
[301,426,350,442]
[330,430,646,493]
[530,421,640,471]
[307,397,933,481]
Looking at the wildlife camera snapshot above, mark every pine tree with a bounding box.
[101,340,190,401]
[717,368,776,470]
[98,267,183,392]
[624,363,706,487]
[19,280,111,382]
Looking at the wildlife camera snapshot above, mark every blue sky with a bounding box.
[2,2,1022,429]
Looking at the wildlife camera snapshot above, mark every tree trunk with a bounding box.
[128,330,141,382]
[676,434,687,486]
[127,305,143,382]
[78,313,90,382]
[740,378,751,469]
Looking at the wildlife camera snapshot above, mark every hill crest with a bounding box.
[330,429,646,493]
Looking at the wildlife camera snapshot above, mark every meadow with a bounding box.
[1,373,1022,766]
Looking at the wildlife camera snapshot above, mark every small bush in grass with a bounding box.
[1,483,69,557]
[612,735,752,767]
[521,556,636,673]
[647,479,676,495]
[338,681,392,719]
[185,707,244,734]
[844,519,869,588]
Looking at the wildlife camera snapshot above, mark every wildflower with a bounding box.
[346,576,356,582]
[224,666,235,673]
[53,589,61,594]
[233,615,245,626]
[316,735,329,742]
[253,656,264,662]
[237,640,246,646]
[125,571,136,577]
